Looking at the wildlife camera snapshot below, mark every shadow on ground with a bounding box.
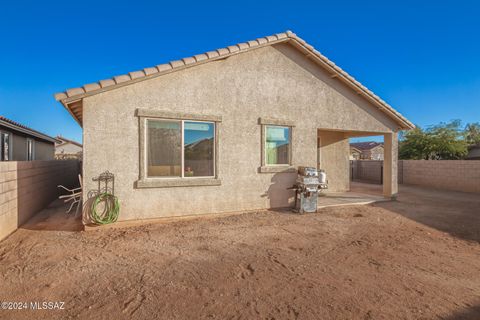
[20,199,83,232]
[443,304,480,320]
[373,184,480,243]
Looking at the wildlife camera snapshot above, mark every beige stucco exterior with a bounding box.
[80,42,401,221]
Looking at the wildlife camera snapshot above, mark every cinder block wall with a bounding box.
[0,160,80,241]
[402,160,480,193]
[351,160,480,193]
[0,162,18,242]
[351,160,383,184]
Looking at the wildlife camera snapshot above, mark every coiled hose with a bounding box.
[89,193,120,225]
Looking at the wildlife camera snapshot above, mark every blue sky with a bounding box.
[0,0,479,143]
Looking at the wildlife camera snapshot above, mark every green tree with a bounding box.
[399,120,468,160]
[464,122,480,145]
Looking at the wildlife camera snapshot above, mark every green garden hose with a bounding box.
[89,193,120,225]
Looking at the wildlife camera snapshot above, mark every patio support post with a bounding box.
[383,132,398,199]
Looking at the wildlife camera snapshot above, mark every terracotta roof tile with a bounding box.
[113,75,131,84]
[194,53,209,62]
[169,60,185,68]
[129,71,146,79]
[237,42,249,50]
[227,45,240,53]
[206,51,219,58]
[216,48,229,56]
[66,87,85,96]
[182,57,196,65]
[156,64,172,72]
[99,79,116,88]
[143,67,158,75]
[83,83,101,92]
[256,37,268,45]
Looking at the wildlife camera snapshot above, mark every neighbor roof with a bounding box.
[350,142,384,151]
[54,30,414,130]
[55,135,82,147]
[0,116,57,143]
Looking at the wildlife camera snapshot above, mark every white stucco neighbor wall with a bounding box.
[82,43,399,220]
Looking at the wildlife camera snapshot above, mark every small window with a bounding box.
[265,125,291,165]
[27,138,35,161]
[146,119,215,178]
[1,132,11,161]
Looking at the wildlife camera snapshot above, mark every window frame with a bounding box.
[263,125,292,167]
[135,108,222,188]
[26,138,35,161]
[0,131,13,161]
[144,118,216,180]
[258,117,296,174]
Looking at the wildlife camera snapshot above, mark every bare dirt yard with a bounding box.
[0,184,479,320]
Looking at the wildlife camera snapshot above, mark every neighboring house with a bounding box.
[55,136,83,160]
[55,30,413,221]
[0,116,56,161]
[466,144,480,160]
[350,142,384,160]
[349,146,362,160]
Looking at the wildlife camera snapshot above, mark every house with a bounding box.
[55,136,83,160]
[54,30,413,221]
[0,116,56,161]
[350,141,384,160]
[349,146,362,160]
[466,143,480,160]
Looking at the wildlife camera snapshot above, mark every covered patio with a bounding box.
[317,128,399,200]
[317,181,387,209]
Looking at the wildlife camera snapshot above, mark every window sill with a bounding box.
[258,166,297,174]
[135,178,221,188]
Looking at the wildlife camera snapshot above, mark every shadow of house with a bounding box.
[373,185,480,243]
[264,172,297,209]
[442,304,480,320]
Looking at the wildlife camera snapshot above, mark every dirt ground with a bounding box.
[0,184,479,320]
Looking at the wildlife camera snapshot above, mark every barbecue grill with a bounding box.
[291,166,328,213]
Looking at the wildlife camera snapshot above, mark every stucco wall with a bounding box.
[82,43,398,220]
[0,160,80,241]
[318,131,349,192]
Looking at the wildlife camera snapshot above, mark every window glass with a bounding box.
[27,139,34,161]
[1,133,10,161]
[147,120,181,177]
[184,121,214,177]
[265,125,290,165]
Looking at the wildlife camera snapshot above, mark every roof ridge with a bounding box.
[54,30,414,130]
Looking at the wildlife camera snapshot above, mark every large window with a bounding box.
[1,132,11,161]
[147,119,215,178]
[265,125,290,165]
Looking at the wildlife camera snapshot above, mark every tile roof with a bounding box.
[350,141,384,151]
[55,135,82,147]
[0,115,57,143]
[54,30,414,130]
